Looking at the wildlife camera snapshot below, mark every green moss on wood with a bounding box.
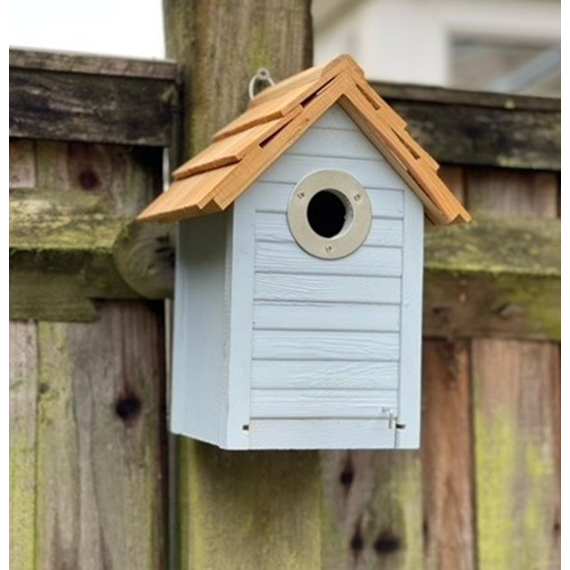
[181,440,321,570]
[425,218,560,278]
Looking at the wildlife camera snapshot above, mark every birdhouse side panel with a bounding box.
[171,215,231,447]
[234,104,413,448]
[396,188,424,448]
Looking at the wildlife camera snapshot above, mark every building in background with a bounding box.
[313,0,560,97]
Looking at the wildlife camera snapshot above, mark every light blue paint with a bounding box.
[171,104,425,450]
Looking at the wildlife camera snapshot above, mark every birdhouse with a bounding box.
[139,55,470,450]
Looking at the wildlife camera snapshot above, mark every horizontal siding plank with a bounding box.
[249,419,396,449]
[255,211,404,246]
[254,273,402,304]
[251,182,405,218]
[253,302,400,332]
[252,330,400,361]
[251,389,398,419]
[255,242,402,277]
[251,359,400,389]
[258,154,408,190]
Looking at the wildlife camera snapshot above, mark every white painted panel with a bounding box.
[248,419,396,449]
[259,154,408,191]
[253,302,400,332]
[251,359,399,390]
[255,211,404,247]
[396,188,425,449]
[288,127,383,160]
[251,389,398,419]
[225,195,256,448]
[171,215,229,446]
[254,273,401,304]
[252,330,400,361]
[255,242,402,277]
[309,104,359,131]
[253,182,405,219]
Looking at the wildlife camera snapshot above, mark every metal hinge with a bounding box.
[382,407,406,430]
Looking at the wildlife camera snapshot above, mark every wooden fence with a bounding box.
[9,48,560,570]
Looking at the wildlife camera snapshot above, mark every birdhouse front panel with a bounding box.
[139,54,470,451]
[191,104,423,450]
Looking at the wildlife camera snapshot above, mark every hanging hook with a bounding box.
[248,68,275,100]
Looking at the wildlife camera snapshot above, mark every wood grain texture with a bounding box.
[9,140,169,320]
[164,0,312,158]
[467,163,560,570]
[251,360,399,390]
[421,340,474,570]
[472,340,560,570]
[255,241,403,277]
[179,444,321,568]
[9,139,36,189]
[34,302,166,570]
[165,0,319,561]
[10,47,178,79]
[466,168,559,218]
[380,95,560,171]
[9,322,38,570]
[252,330,400,361]
[254,273,401,304]
[9,67,177,146]
[253,302,400,333]
[321,451,423,569]
[250,389,398,419]
[250,420,396,449]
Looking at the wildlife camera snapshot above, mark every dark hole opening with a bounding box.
[307,190,347,238]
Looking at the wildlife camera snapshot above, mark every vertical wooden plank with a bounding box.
[9,139,37,189]
[467,165,560,570]
[10,321,38,570]
[472,340,559,570]
[35,302,166,570]
[321,451,422,570]
[179,444,322,570]
[421,340,474,570]
[164,1,316,567]
[466,168,558,218]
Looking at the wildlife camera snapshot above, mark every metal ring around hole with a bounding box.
[287,170,372,260]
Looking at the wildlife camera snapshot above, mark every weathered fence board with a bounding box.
[466,160,560,570]
[321,451,423,570]
[374,83,560,171]
[9,49,178,147]
[472,340,560,570]
[9,139,172,320]
[179,444,322,570]
[466,168,559,218]
[9,322,38,570]
[421,340,474,570]
[34,303,166,570]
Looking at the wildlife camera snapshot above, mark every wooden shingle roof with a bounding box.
[139,55,471,225]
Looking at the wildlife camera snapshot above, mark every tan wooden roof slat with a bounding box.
[343,87,468,220]
[173,110,301,180]
[213,81,325,142]
[138,54,470,226]
[138,164,236,222]
[212,75,358,211]
[249,54,362,109]
[338,90,459,224]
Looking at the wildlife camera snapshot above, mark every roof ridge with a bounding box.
[138,55,471,225]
